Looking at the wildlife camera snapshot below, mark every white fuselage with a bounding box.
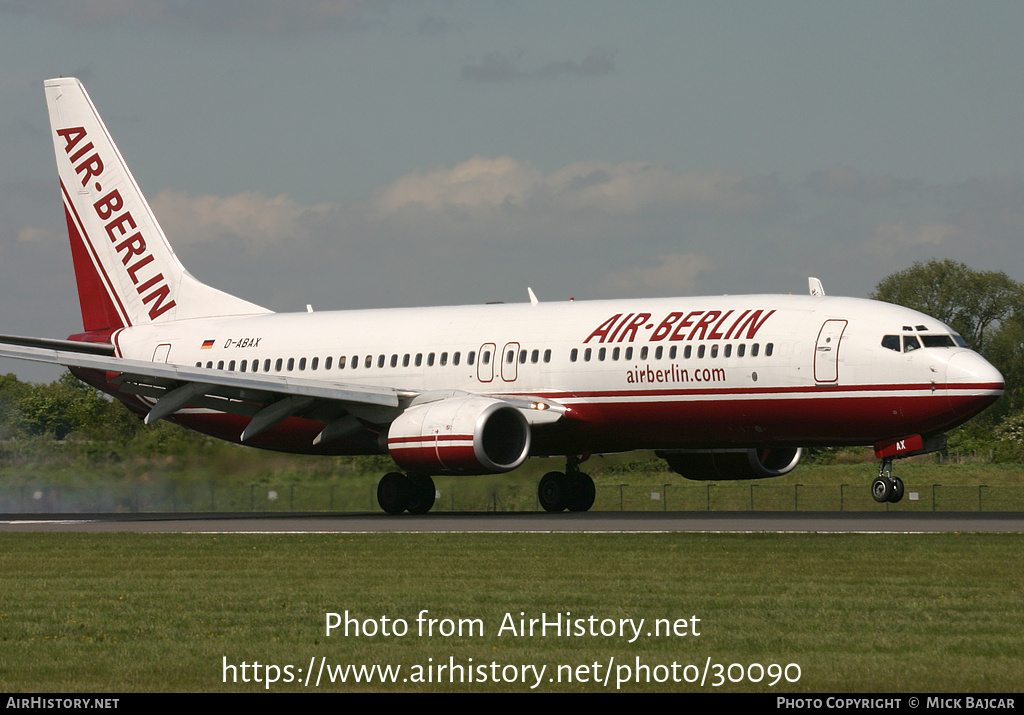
[103,293,1003,456]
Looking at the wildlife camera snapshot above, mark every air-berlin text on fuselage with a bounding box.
[584,309,776,344]
[56,126,176,321]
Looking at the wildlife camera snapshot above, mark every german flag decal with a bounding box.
[201,339,215,349]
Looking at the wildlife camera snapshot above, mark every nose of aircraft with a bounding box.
[945,350,1005,417]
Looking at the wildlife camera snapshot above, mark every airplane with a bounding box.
[0,77,1005,514]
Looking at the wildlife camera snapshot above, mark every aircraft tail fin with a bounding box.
[44,77,270,333]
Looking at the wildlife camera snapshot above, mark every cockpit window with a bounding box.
[920,335,956,348]
[881,335,900,351]
[903,336,921,352]
[952,333,968,347]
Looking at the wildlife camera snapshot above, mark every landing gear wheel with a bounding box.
[406,475,436,515]
[871,475,893,503]
[538,471,568,512]
[565,472,596,512]
[889,477,905,503]
[377,472,411,515]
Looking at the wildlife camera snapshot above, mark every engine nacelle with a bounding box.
[659,447,803,481]
[386,395,531,475]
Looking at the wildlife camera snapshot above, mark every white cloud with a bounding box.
[370,157,788,217]
[863,221,959,257]
[606,253,715,297]
[150,190,336,247]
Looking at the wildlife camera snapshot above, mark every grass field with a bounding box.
[0,532,1021,692]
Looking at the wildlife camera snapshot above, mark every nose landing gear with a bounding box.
[871,458,905,503]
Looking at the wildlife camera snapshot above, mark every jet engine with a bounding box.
[386,395,531,475]
[658,447,802,480]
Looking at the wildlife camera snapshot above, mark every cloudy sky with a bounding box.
[2,1,1024,381]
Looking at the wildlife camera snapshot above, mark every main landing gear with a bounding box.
[538,456,596,512]
[377,472,436,515]
[871,458,905,503]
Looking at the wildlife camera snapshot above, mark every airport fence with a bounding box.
[0,481,1022,513]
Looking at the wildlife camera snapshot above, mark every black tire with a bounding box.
[871,476,893,503]
[377,472,410,515]
[889,477,905,503]
[538,471,568,512]
[406,475,436,515]
[565,472,596,512]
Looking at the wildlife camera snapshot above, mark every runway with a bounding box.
[1,511,1022,533]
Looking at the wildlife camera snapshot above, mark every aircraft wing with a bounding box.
[0,337,564,445]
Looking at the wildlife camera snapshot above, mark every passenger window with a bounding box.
[711,345,718,358]
[640,346,648,360]
[311,357,318,370]
[531,349,539,363]
[364,355,372,368]
[287,358,295,371]
[519,350,527,364]
[206,361,213,369]
[453,352,461,366]
[264,359,271,372]
[228,360,236,371]
[298,358,306,370]
[440,353,448,366]
[240,360,247,371]
[195,362,202,368]
[584,348,592,361]
[669,346,677,359]
[697,345,705,359]
[684,345,692,359]
[377,355,384,368]
[612,347,620,361]
[218,360,225,370]
[766,343,774,356]
[415,354,423,367]
[625,347,633,360]
[571,348,579,362]
[599,348,607,361]
[428,353,435,366]
[275,358,283,371]
[544,349,551,362]
[403,354,410,367]
[337,356,345,369]
[391,354,399,367]
[325,357,332,370]
[468,351,476,365]
[351,356,358,369]
[482,351,490,364]
[724,345,731,358]
[737,344,745,357]
[751,344,759,357]
[655,346,663,360]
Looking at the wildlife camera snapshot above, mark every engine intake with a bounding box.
[659,447,802,481]
[387,395,530,475]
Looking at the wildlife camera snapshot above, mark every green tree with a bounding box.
[17,372,114,440]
